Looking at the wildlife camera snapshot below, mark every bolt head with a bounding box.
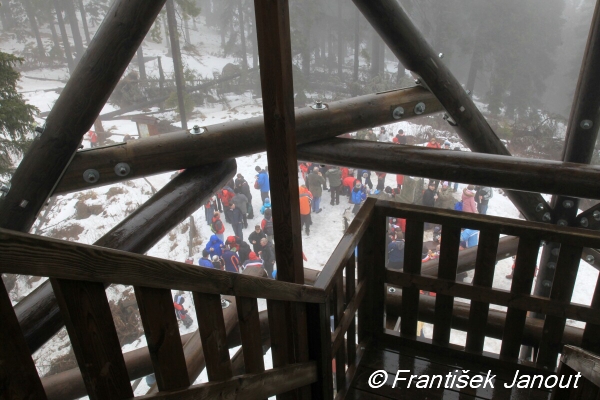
[580,218,589,227]
[547,262,556,270]
[557,219,568,226]
[543,280,552,288]
[438,52,444,58]
[392,106,405,120]
[594,211,600,221]
[586,255,595,264]
[388,287,396,293]
[415,78,421,85]
[542,212,552,222]
[414,102,426,115]
[562,200,574,208]
[551,248,560,256]
[536,203,545,212]
[580,120,593,130]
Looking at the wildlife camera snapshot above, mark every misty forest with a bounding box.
[2,0,600,398]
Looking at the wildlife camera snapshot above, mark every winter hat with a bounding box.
[442,181,449,186]
[212,255,220,262]
[249,252,259,261]
[264,197,270,204]
[444,140,451,146]
[467,184,475,190]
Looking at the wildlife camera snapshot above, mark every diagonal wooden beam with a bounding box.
[351,0,550,222]
[0,0,168,232]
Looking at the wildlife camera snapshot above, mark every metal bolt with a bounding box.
[191,125,205,134]
[221,298,230,309]
[114,163,131,177]
[536,203,545,212]
[19,200,28,208]
[580,218,589,227]
[586,255,595,264]
[415,78,421,85]
[557,219,568,227]
[580,120,593,130]
[459,106,465,112]
[542,212,552,222]
[83,169,100,183]
[414,102,426,115]
[562,200,574,209]
[542,280,552,288]
[438,52,444,59]
[311,100,327,110]
[392,106,405,120]
[547,262,556,270]
[594,210,600,221]
[551,248,560,256]
[388,287,396,293]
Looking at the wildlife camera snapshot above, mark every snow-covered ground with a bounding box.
[4,8,598,398]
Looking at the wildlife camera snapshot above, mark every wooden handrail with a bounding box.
[0,228,326,304]
[314,198,376,293]
[560,346,600,388]
[376,200,600,248]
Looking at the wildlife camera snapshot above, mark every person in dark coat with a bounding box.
[422,181,438,208]
[234,174,254,218]
[222,244,240,273]
[258,238,275,278]
[238,240,251,264]
[359,170,373,190]
[248,225,267,253]
[306,167,326,213]
[325,166,342,206]
[230,204,245,241]
[475,186,493,215]
[232,192,249,229]
[387,234,405,270]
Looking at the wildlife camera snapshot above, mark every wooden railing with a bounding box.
[375,200,600,371]
[552,345,600,399]
[0,228,322,399]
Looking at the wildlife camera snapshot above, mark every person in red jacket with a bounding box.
[340,167,349,181]
[426,137,441,149]
[343,176,357,199]
[88,130,98,148]
[299,185,313,235]
[211,211,226,241]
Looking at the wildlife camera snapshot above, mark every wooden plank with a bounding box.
[561,346,600,389]
[550,361,579,400]
[357,216,375,342]
[537,245,583,369]
[235,296,265,374]
[376,201,600,250]
[370,208,388,342]
[133,362,317,400]
[314,198,376,293]
[582,273,600,353]
[193,292,232,381]
[346,253,357,367]
[299,138,600,202]
[432,225,461,346]
[466,229,500,353]
[0,285,48,400]
[400,219,424,336]
[334,273,347,391]
[307,302,334,399]
[50,279,133,399]
[385,270,600,325]
[0,228,326,304]
[0,0,168,232]
[134,286,189,390]
[501,237,541,360]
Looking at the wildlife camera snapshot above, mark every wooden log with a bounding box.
[298,138,600,200]
[0,229,326,303]
[399,219,424,336]
[15,161,236,353]
[0,285,47,400]
[55,87,442,194]
[465,229,500,353]
[0,0,168,232]
[351,0,550,222]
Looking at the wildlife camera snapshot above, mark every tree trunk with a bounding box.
[137,45,147,81]
[184,15,191,45]
[396,60,403,84]
[238,0,248,69]
[166,0,188,130]
[466,49,483,93]
[327,24,333,74]
[353,8,359,90]
[0,1,14,30]
[163,15,172,57]
[77,0,90,44]
[49,17,62,60]
[337,0,343,78]
[62,0,84,59]
[250,1,258,69]
[370,29,380,78]
[157,56,165,92]
[302,17,311,79]
[22,0,45,59]
[379,40,385,77]
[53,0,75,73]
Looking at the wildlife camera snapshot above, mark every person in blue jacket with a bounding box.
[255,166,270,202]
[387,234,405,270]
[260,197,272,215]
[351,181,367,214]
[204,234,225,258]
[222,244,240,273]
[198,250,214,268]
[460,229,479,249]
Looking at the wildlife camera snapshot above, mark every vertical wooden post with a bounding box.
[0,0,168,232]
[400,219,424,336]
[166,0,188,130]
[357,216,374,342]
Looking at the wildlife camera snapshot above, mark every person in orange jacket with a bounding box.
[299,185,313,235]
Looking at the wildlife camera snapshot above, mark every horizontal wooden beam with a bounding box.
[134,362,317,400]
[0,228,326,303]
[386,270,600,325]
[376,201,600,249]
[298,138,600,200]
[561,346,600,388]
[54,87,442,194]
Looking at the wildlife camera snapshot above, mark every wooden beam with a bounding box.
[351,0,550,222]
[298,138,600,200]
[0,228,327,304]
[0,0,167,232]
[399,219,424,336]
[54,87,442,194]
[15,161,236,353]
[0,285,47,400]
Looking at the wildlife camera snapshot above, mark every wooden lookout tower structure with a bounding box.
[2,0,600,398]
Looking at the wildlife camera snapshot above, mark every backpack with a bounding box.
[454,201,463,211]
[263,218,274,235]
